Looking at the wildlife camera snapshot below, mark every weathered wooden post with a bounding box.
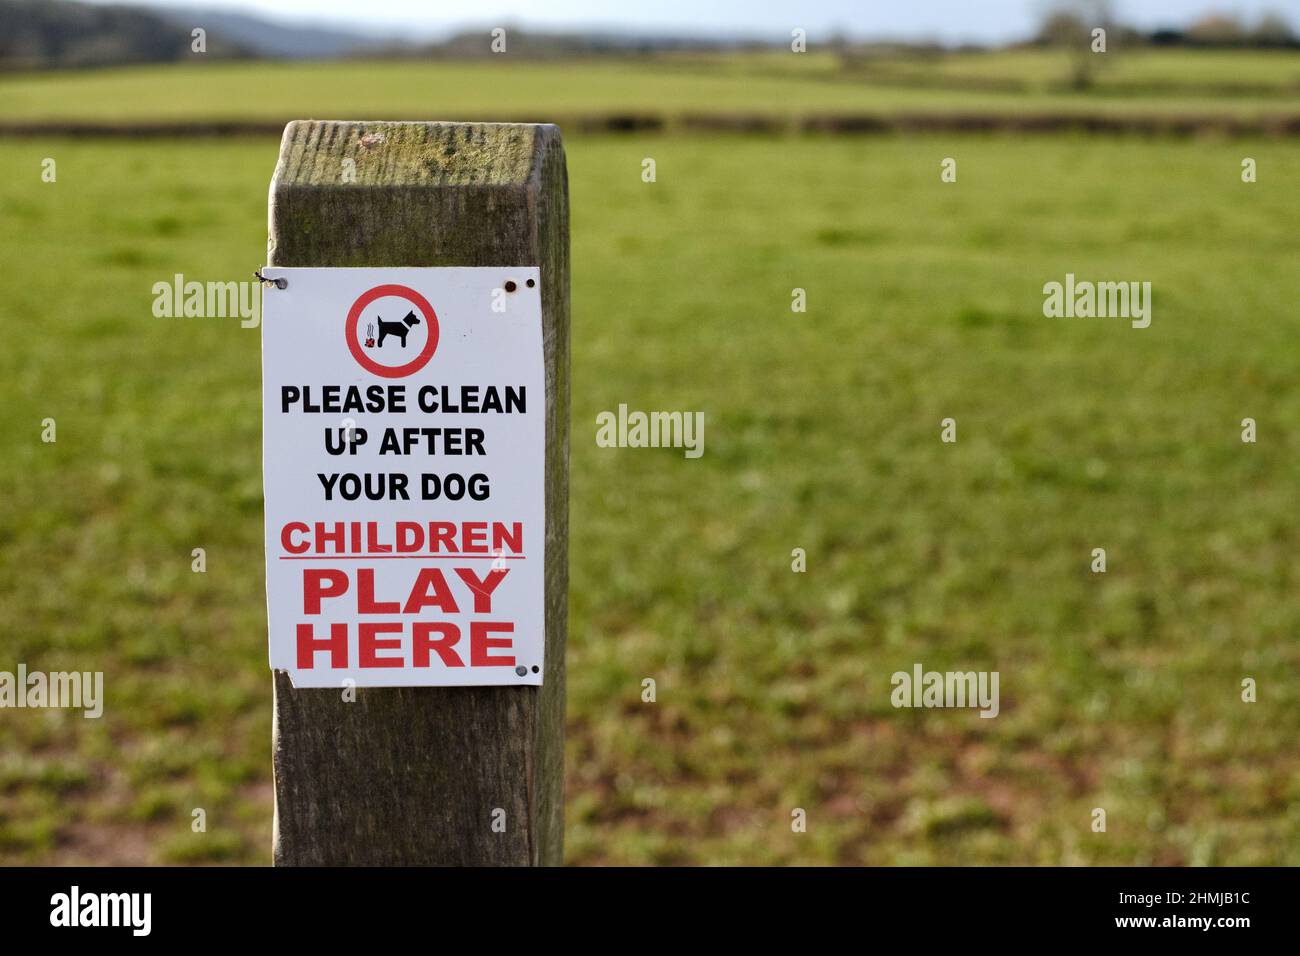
[265,121,569,865]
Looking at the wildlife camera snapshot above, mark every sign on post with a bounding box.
[266,120,568,866]
[262,267,546,688]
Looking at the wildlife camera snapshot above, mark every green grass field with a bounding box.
[1,123,1297,863]
[2,48,1300,124]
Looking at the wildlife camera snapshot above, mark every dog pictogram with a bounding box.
[372,310,421,348]
[346,284,439,378]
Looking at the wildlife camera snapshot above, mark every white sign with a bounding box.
[261,267,545,688]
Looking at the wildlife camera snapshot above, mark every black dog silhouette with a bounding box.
[376,310,421,348]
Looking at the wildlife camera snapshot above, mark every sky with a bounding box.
[88,0,1300,45]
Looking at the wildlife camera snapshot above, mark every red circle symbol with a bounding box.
[345,284,439,378]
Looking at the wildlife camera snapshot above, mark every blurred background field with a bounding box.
[3,48,1300,123]
[1,0,1299,865]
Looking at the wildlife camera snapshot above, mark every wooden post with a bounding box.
[266,121,569,865]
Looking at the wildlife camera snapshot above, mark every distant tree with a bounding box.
[1251,12,1297,47]
[1034,1,1117,90]
[1147,28,1186,46]
[1035,10,1089,47]
[1186,14,1248,46]
[1141,10,1294,48]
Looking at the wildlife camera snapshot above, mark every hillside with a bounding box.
[0,0,255,69]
